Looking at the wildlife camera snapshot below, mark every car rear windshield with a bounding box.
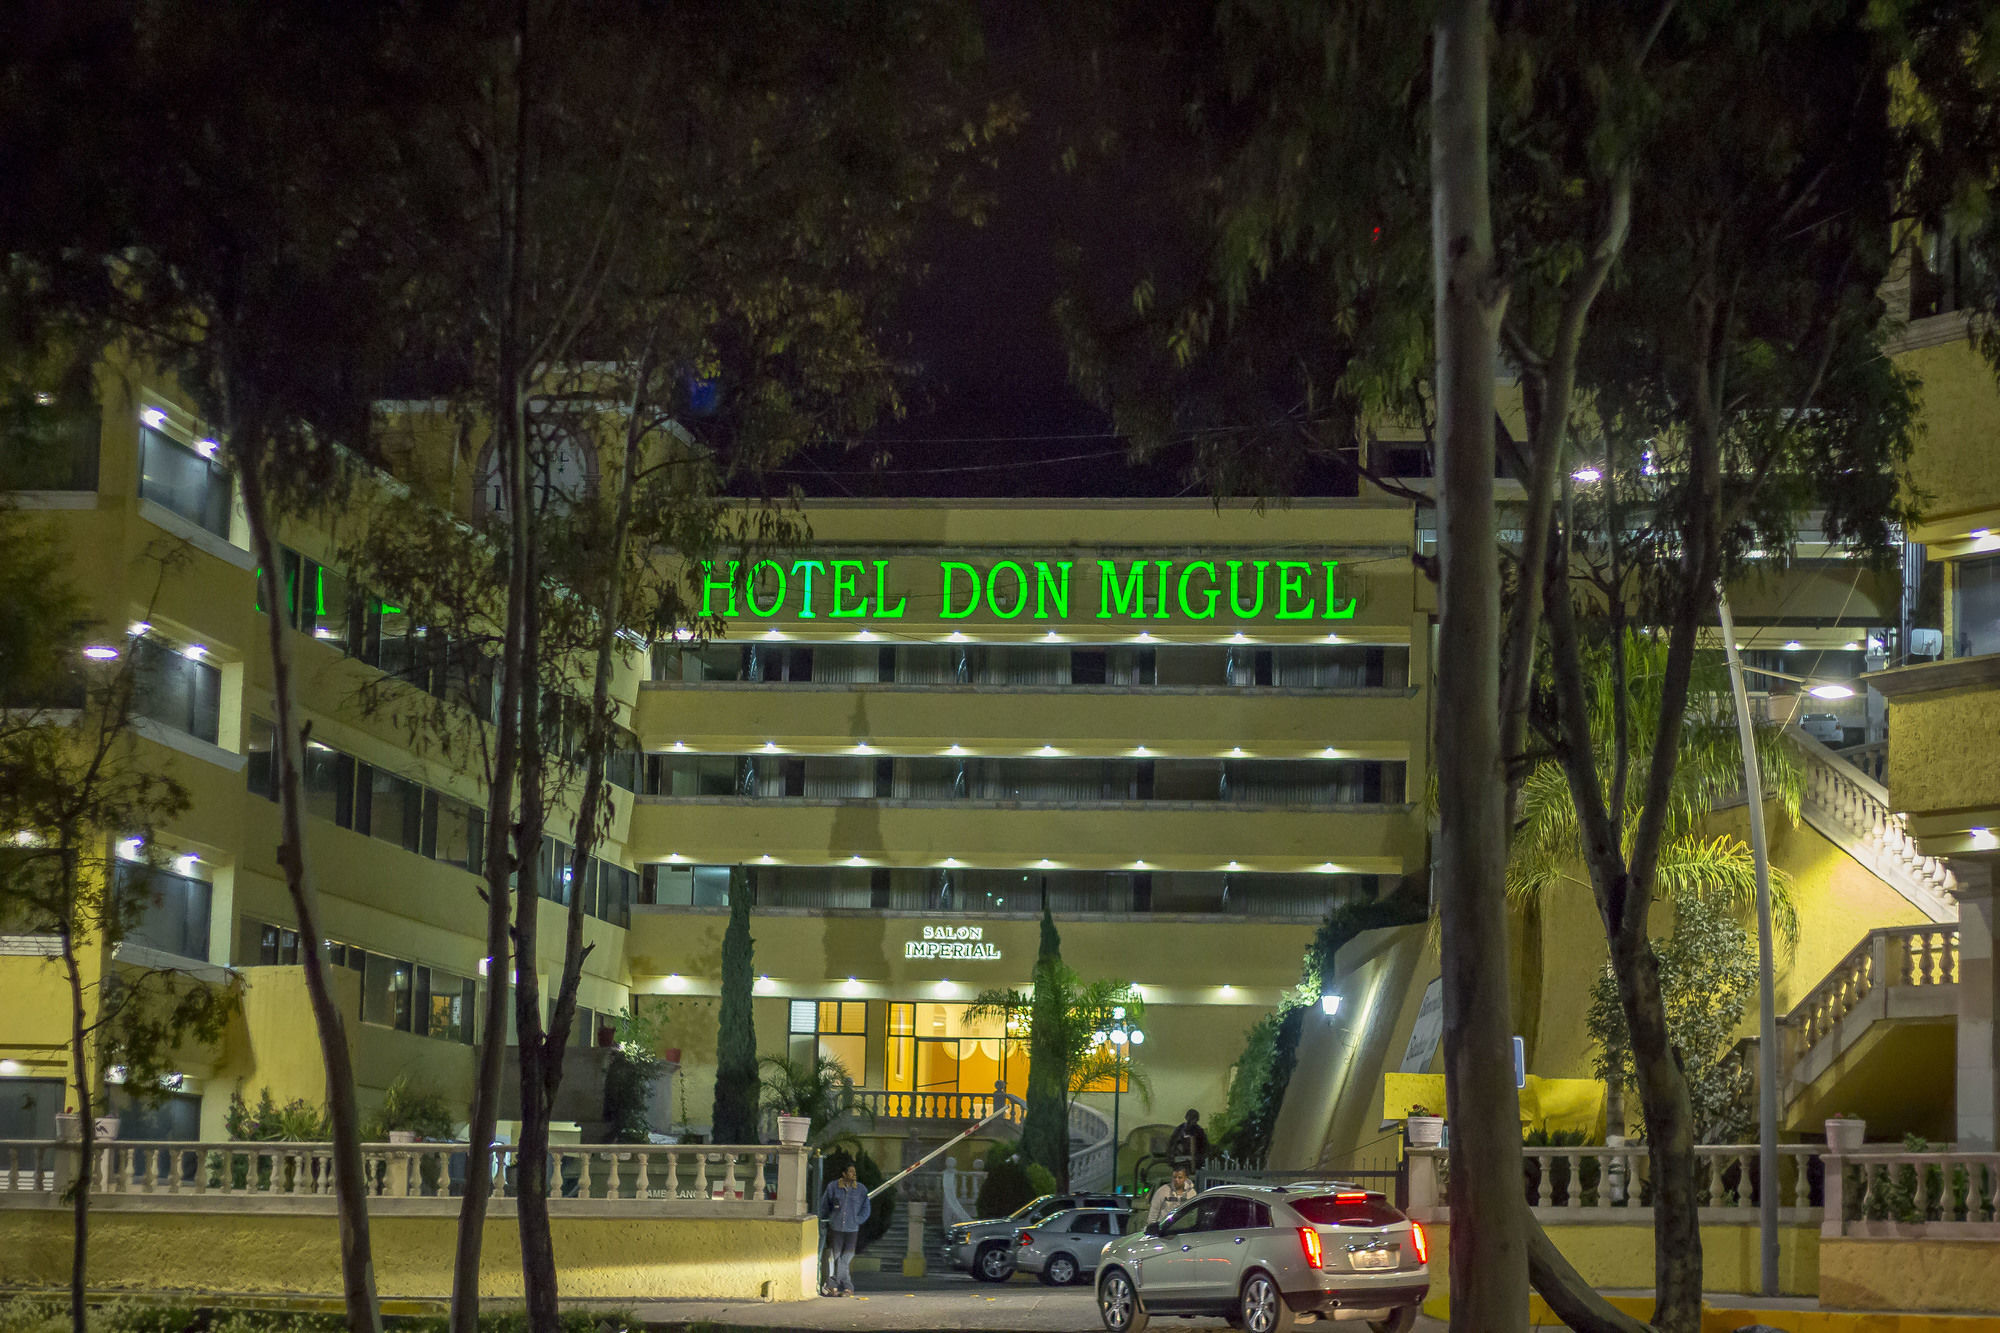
[1291,1195,1405,1227]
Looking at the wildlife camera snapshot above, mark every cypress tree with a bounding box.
[711,866,759,1144]
[1019,902,1070,1187]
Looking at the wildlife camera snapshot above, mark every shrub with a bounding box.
[975,1155,1036,1218]
[1024,1162,1057,1197]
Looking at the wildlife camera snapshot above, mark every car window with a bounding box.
[1010,1195,1055,1222]
[1161,1197,1219,1236]
[1290,1195,1406,1228]
[1212,1197,1267,1231]
[1072,1213,1109,1235]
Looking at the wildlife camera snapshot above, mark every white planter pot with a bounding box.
[1405,1116,1445,1147]
[1824,1118,1865,1153]
[776,1115,810,1146]
[387,1130,419,1144]
[56,1115,118,1142]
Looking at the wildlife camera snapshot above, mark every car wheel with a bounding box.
[1042,1253,1078,1286]
[1367,1306,1418,1333]
[974,1244,1013,1282]
[1238,1271,1296,1333]
[1098,1268,1149,1333]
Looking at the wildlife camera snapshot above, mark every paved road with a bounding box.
[627,1268,1443,1331]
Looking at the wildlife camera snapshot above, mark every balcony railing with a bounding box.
[1779,923,1959,1085]
[1407,1144,1825,1224]
[1790,725,1956,914]
[0,1140,810,1217]
[1824,1147,2000,1238]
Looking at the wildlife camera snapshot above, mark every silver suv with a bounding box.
[1014,1206,1132,1286]
[945,1192,1126,1282]
[1094,1184,1428,1333]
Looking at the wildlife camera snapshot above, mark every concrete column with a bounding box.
[776,1144,809,1215]
[902,1199,927,1276]
[1951,857,1999,1150]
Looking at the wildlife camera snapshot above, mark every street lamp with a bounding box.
[1094,1006,1144,1193]
[1717,592,1779,1297]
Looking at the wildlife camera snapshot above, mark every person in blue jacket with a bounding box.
[817,1162,871,1296]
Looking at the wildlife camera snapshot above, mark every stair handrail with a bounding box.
[1777,922,1961,1077]
[1785,724,1957,920]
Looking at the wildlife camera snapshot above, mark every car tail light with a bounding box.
[1335,1192,1368,1202]
[1298,1226,1323,1269]
[1408,1220,1428,1265]
[1018,1231,1035,1247]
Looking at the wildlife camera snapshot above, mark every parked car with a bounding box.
[1014,1206,1133,1286]
[944,1191,1127,1282]
[1801,712,1843,744]
[1094,1184,1428,1333]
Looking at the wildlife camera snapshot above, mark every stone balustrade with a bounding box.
[1791,725,1957,908]
[1823,1147,2000,1238]
[0,1139,810,1217]
[1779,924,1959,1079]
[1406,1143,1824,1222]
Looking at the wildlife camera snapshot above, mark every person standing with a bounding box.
[817,1161,871,1296]
[1146,1165,1198,1228]
[1166,1109,1209,1172]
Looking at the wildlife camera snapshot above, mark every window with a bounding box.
[362,953,414,1030]
[324,939,367,972]
[131,637,222,744]
[883,1002,1026,1096]
[646,863,734,907]
[428,793,484,873]
[0,392,99,491]
[591,861,635,928]
[138,425,230,537]
[1954,555,2000,658]
[1161,1198,1217,1236]
[791,1000,867,1080]
[302,742,356,827]
[115,862,211,961]
[358,764,423,854]
[246,716,277,800]
[1211,1197,1269,1230]
[300,560,356,652]
[415,965,475,1044]
[258,922,301,965]
[1071,1212,1112,1236]
[0,1078,65,1139]
[606,727,642,792]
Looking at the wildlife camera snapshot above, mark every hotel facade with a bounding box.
[0,333,1977,1200]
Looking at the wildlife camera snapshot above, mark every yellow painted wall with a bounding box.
[1889,686,2000,827]
[1898,337,2000,539]
[1417,1219,1821,1321]
[1820,1237,2000,1313]
[0,1210,817,1302]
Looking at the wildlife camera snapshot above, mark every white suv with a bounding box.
[1094,1184,1428,1333]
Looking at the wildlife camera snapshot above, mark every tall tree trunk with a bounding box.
[1616,920,1701,1332]
[239,452,383,1333]
[59,899,91,1333]
[513,528,556,1333]
[1430,2,1529,1331]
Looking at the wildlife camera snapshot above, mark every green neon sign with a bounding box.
[697,555,1360,623]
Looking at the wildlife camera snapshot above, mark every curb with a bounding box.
[1422,1292,2000,1332]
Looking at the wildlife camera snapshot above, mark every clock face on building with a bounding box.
[478,428,595,516]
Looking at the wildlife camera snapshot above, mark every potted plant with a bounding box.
[760,1053,866,1146]
[1824,1112,1865,1153]
[1405,1104,1445,1147]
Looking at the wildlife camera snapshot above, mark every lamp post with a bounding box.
[1094,1007,1144,1193]
[1717,591,1779,1297]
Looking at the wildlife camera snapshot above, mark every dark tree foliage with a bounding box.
[711,867,760,1147]
[1018,903,1071,1186]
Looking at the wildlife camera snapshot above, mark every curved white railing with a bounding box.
[1789,725,1957,917]
[1067,1100,1115,1191]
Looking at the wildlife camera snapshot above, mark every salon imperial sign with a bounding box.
[904,925,1003,961]
[697,553,1365,625]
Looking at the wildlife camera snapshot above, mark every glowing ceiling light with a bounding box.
[1038,745,1059,756]
[82,645,119,660]
[1973,529,1993,540]
[128,621,151,637]
[172,853,199,875]
[856,629,876,641]
[763,741,780,752]
[1136,631,1153,642]
[195,439,218,458]
[844,977,863,994]
[181,644,207,661]
[755,975,775,993]
[1843,641,1861,651]
[116,837,143,860]
[948,631,968,642]
[1230,632,1249,643]
[1131,859,1149,870]
[1044,631,1063,642]
[1784,640,1803,651]
[1571,466,1602,483]
[1230,746,1244,756]
[853,742,873,753]
[665,852,684,862]
[1808,683,1855,700]
[1325,634,1343,643]
[758,854,774,863]
[1227,860,1240,869]
[847,855,867,865]
[140,408,166,429]
[942,857,959,867]
[1319,862,1338,872]
[1132,745,1150,756]
[672,740,688,750]
[1037,858,1054,867]
[764,629,785,640]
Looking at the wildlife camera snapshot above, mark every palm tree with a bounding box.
[1507,631,1803,1125]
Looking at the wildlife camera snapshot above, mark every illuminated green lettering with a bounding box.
[700,560,739,617]
[1151,561,1172,619]
[1097,560,1146,618]
[830,560,867,617]
[1177,562,1219,619]
[1322,560,1357,619]
[872,560,907,617]
[1275,561,1314,619]
[745,560,785,617]
[790,560,825,618]
[987,561,1029,619]
[1033,561,1071,620]
[1227,560,1268,618]
[939,562,980,619]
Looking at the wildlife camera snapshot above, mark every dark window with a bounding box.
[1212,1197,1269,1230]
[1160,1198,1218,1236]
[361,953,413,1030]
[1290,1195,1404,1227]
[1954,554,2000,658]
[0,394,99,491]
[1071,1212,1111,1235]
[0,1078,66,1139]
[258,922,301,965]
[428,793,484,873]
[1070,650,1107,685]
[606,726,642,792]
[138,425,230,537]
[109,1089,202,1142]
[358,764,423,854]
[300,560,355,652]
[131,637,221,744]
[302,742,356,827]
[116,863,211,961]
[246,715,277,800]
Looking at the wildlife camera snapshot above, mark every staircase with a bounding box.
[1790,726,1957,921]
